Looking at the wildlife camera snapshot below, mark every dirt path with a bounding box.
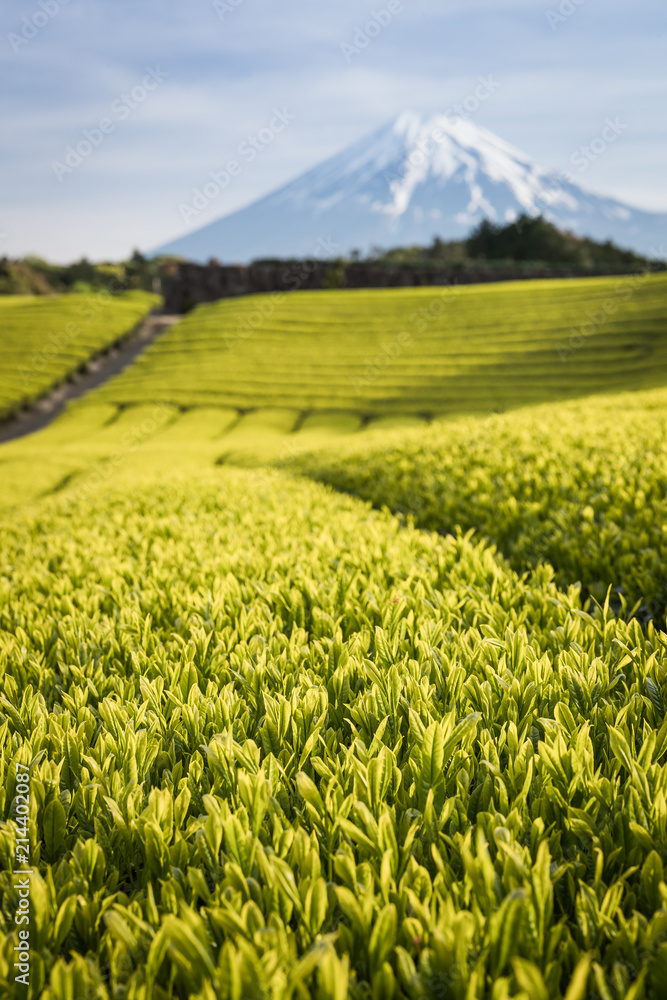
[0,312,180,445]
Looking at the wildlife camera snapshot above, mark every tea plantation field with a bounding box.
[286,384,667,619]
[92,274,667,417]
[0,291,159,419]
[2,276,667,999]
[3,469,667,1000]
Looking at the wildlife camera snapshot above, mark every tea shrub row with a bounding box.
[0,292,159,418]
[287,385,667,618]
[1,470,667,998]
[91,276,667,418]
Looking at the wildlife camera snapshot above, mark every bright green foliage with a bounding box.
[2,469,667,999]
[0,394,410,513]
[5,306,667,620]
[2,275,667,997]
[91,275,667,416]
[0,291,159,417]
[0,401,178,510]
[287,384,667,618]
[0,400,363,511]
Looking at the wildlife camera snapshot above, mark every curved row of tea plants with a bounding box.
[0,291,159,419]
[0,398,401,513]
[91,274,667,418]
[285,384,667,618]
[1,470,667,999]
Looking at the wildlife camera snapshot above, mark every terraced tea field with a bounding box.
[0,291,159,419]
[2,275,667,999]
[92,274,667,417]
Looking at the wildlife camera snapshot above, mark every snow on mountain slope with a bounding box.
[152,111,667,263]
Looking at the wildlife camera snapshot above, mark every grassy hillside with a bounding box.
[285,385,667,617]
[92,275,667,416]
[2,276,667,998]
[0,291,159,419]
[2,469,667,1000]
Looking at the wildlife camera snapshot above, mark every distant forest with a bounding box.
[1,216,662,295]
[0,250,158,295]
[361,215,657,270]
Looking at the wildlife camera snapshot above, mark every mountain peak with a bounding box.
[153,115,666,263]
[356,110,553,226]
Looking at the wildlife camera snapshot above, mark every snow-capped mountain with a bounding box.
[152,111,667,263]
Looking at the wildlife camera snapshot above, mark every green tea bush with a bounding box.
[1,469,667,998]
[91,275,667,418]
[0,291,159,418]
[287,385,667,618]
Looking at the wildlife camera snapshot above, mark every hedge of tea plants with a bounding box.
[287,385,667,619]
[91,275,667,418]
[1,469,667,999]
[0,291,159,418]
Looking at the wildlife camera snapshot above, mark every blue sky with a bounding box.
[1,0,665,262]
